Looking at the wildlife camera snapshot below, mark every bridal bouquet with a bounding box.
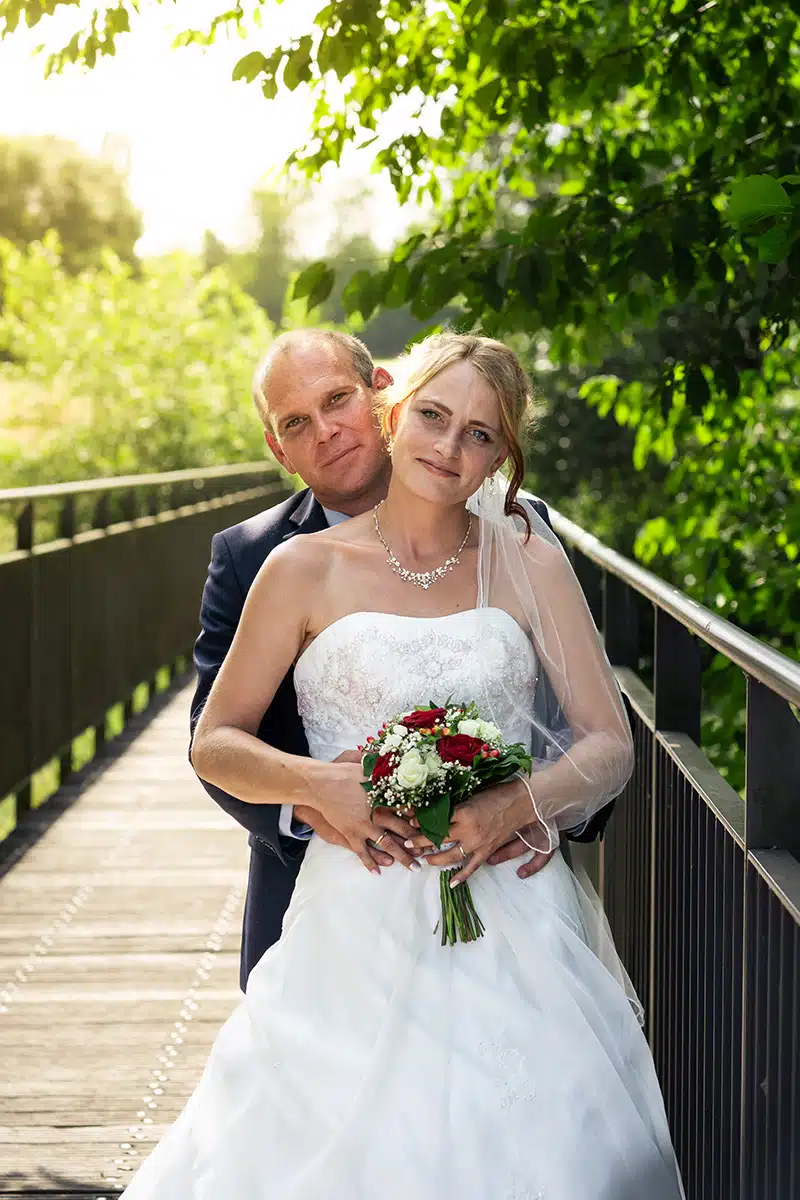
[359,701,532,946]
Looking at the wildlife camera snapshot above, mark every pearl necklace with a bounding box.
[373,500,472,590]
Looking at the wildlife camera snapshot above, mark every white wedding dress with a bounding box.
[122,609,684,1199]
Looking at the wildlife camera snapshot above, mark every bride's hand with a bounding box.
[404,779,555,885]
[315,760,420,876]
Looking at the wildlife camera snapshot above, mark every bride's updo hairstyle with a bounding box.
[378,332,534,531]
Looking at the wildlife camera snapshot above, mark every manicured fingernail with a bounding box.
[449,877,461,889]
[404,839,415,848]
[409,860,421,873]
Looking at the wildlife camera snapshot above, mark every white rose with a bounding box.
[392,724,409,738]
[457,718,482,738]
[423,749,444,777]
[395,748,429,790]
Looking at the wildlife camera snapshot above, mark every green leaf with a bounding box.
[726,176,792,232]
[342,268,376,320]
[753,225,790,264]
[362,752,378,777]
[284,35,313,91]
[417,793,452,847]
[383,262,410,308]
[292,260,335,309]
[232,51,268,83]
[394,232,426,263]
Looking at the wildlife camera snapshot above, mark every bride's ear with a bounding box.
[490,449,509,476]
[387,401,403,439]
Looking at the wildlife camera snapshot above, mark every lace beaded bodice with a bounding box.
[293,608,538,761]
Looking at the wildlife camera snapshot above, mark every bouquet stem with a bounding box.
[438,870,485,946]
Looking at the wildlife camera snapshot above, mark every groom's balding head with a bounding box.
[252,330,374,432]
[251,329,392,513]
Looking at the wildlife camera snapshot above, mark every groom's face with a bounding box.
[263,344,391,512]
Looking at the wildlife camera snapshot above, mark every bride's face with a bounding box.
[391,360,508,503]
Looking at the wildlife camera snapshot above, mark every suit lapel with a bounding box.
[281,490,329,542]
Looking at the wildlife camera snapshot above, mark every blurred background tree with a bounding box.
[0,134,141,270]
[0,234,271,485]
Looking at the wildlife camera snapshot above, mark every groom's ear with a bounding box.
[264,428,296,475]
[372,366,393,391]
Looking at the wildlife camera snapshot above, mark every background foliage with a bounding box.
[0,234,271,484]
[0,134,141,270]
[1,0,798,786]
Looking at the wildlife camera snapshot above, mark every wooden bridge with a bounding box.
[1,465,798,1199]
[1,682,246,1196]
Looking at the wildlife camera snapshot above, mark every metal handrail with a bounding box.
[548,505,800,708]
[3,471,796,704]
[0,461,276,503]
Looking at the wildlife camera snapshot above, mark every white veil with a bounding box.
[467,476,635,851]
[467,477,643,1019]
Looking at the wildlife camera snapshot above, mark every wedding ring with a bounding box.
[374,832,390,847]
[459,845,468,860]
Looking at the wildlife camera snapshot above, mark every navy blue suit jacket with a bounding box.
[190,487,615,990]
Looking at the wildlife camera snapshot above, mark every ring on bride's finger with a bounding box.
[374,832,391,847]
[458,845,469,861]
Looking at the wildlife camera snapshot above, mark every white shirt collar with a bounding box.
[319,503,350,527]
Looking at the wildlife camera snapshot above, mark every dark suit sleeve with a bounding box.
[528,494,616,845]
[190,531,283,856]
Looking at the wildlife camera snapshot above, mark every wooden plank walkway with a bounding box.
[0,682,248,1196]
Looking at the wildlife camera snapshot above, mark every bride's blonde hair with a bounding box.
[378,332,534,527]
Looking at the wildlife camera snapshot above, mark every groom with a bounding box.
[191,329,613,989]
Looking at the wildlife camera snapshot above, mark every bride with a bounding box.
[122,333,684,1199]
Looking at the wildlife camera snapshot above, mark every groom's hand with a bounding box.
[292,804,349,850]
[486,834,556,879]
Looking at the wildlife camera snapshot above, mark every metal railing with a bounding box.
[0,463,292,832]
[1,469,797,1194]
[550,506,800,1200]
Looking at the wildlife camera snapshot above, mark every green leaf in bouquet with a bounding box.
[417,792,452,846]
[362,753,378,777]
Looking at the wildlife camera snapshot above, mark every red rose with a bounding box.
[436,734,484,765]
[371,753,396,783]
[401,707,447,729]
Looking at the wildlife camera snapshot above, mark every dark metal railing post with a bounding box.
[745,679,800,858]
[604,572,640,669]
[741,679,800,1196]
[573,551,603,627]
[58,496,76,781]
[653,609,702,743]
[16,500,33,552]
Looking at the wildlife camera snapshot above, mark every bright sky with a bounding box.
[0,0,417,256]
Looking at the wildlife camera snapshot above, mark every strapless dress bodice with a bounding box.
[293,607,538,761]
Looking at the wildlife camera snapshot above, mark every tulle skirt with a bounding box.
[122,841,684,1199]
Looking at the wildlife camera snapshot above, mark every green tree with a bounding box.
[0,234,272,485]
[6,0,799,784]
[0,135,141,269]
